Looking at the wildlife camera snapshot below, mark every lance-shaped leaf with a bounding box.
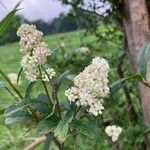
[31,93,51,115]
[4,99,33,124]
[54,105,76,143]
[110,74,145,89]
[5,110,32,124]
[25,82,35,99]
[37,115,60,135]
[4,99,30,117]
[71,118,100,138]
[56,70,71,91]
[0,1,21,35]
[17,67,23,85]
[137,41,150,79]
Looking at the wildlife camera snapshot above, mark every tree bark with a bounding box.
[122,0,150,143]
[122,0,150,145]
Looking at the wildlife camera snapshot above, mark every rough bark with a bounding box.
[122,0,150,143]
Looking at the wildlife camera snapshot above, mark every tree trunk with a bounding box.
[122,0,150,145]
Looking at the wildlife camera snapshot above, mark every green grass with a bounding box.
[0,30,96,103]
[0,29,120,150]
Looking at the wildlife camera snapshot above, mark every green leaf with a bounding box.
[71,118,99,138]
[37,115,60,135]
[4,99,32,125]
[36,93,49,102]
[30,93,50,115]
[17,67,23,85]
[4,102,29,117]
[54,105,76,143]
[137,41,150,78]
[56,70,71,91]
[110,74,145,89]
[5,110,32,124]
[0,1,21,35]
[25,82,35,99]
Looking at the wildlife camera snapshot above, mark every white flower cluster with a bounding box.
[105,125,122,142]
[8,73,21,85]
[65,57,109,116]
[17,24,55,82]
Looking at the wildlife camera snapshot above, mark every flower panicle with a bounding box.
[65,57,109,116]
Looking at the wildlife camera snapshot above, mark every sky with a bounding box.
[0,0,70,22]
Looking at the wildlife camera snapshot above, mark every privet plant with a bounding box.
[1,23,150,150]
[0,24,125,149]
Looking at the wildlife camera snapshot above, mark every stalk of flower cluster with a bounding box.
[0,69,23,99]
[65,57,109,116]
[38,66,53,107]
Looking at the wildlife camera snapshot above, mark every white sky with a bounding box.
[0,0,70,22]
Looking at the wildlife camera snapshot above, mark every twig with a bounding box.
[38,66,53,108]
[23,136,46,150]
[71,131,78,150]
[41,65,61,117]
[0,69,23,99]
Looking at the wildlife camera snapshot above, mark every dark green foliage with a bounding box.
[110,74,145,89]
[71,117,100,138]
[0,15,25,45]
[54,104,76,143]
[4,104,32,124]
[25,82,36,99]
[37,115,60,134]
[56,70,71,91]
